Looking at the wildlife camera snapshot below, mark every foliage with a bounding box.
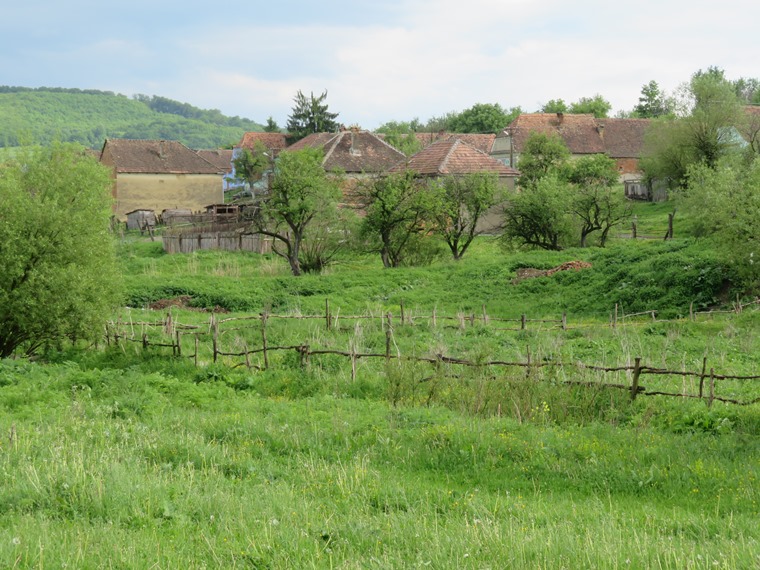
[286,90,340,143]
[682,154,760,286]
[0,87,262,149]
[568,155,630,247]
[516,132,570,188]
[634,80,674,118]
[360,171,434,268]
[642,68,745,188]
[375,121,423,156]
[447,103,521,134]
[0,144,121,357]
[254,148,343,275]
[231,140,270,188]
[541,95,612,118]
[502,173,576,251]
[429,172,504,259]
[264,116,281,132]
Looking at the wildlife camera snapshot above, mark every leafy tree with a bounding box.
[376,121,423,156]
[429,172,503,260]
[569,95,612,118]
[516,132,570,188]
[541,99,568,114]
[361,171,432,268]
[568,155,630,246]
[447,103,521,134]
[253,148,342,276]
[634,80,674,118]
[232,140,270,189]
[286,90,340,143]
[0,144,120,357]
[682,154,760,285]
[264,116,281,132]
[642,68,744,187]
[502,173,575,251]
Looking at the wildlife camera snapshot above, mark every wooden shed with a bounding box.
[125,209,156,231]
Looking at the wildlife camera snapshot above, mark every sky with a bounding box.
[2,0,759,130]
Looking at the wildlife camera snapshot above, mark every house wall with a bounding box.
[113,173,223,219]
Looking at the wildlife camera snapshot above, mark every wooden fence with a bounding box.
[106,300,760,408]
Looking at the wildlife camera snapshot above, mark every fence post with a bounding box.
[432,307,437,328]
[175,330,182,357]
[482,304,489,325]
[630,357,642,401]
[698,357,707,398]
[562,312,567,331]
[521,314,526,330]
[211,314,219,363]
[708,369,715,408]
[261,312,269,370]
[244,340,251,370]
[400,301,405,326]
[385,328,392,363]
[142,332,148,349]
[325,298,331,331]
[470,313,476,327]
[299,344,310,369]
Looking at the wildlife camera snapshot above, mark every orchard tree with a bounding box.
[429,172,503,260]
[569,95,612,118]
[376,120,423,156]
[286,90,340,143]
[253,147,342,276]
[568,154,630,247]
[516,132,570,188]
[361,171,432,268]
[0,144,121,358]
[502,173,575,251]
[232,140,270,189]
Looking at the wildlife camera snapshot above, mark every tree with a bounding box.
[447,103,521,134]
[232,140,270,190]
[502,173,575,251]
[264,116,281,132]
[634,80,674,118]
[567,155,630,247]
[429,172,503,260]
[642,68,744,187]
[682,154,760,285]
[286,90,340,143]
[541,99,568,114]
[375,121,423,156]
[360,171,432,268]
[253,148,342,276]
[0,144,120,358]
[569,95,612,118]
[516,132,570,188]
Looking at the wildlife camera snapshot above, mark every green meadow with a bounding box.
[2,210,759,568]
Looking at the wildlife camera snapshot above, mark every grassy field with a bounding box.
[2,214,760,568]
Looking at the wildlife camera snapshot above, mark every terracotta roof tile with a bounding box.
[390,138,519,177]
[286,131,406,173]
[197,149,233,174]
[410,132,496,153]
[100,139,222,174]
[238,132,289,153]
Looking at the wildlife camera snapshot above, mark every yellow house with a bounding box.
[100,139,224,219]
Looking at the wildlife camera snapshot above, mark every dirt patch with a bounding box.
[148,296,229,313]
[512,260,592,284]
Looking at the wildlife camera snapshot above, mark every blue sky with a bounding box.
[3,0,759,129]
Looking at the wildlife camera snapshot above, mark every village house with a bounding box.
[100,139,224,219]
[196,149,235,191]
[390,137,520,233]
[491,113,653,198]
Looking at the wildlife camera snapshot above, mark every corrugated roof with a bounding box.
[101,139,222,174]
[390,138,519,176]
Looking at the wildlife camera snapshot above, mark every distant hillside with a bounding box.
[0,87,264,150]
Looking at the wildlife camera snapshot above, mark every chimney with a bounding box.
[556,112,564,123]
[597,123,605,138]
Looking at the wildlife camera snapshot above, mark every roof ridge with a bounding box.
[320,132,343,165]
[438,138,460,174]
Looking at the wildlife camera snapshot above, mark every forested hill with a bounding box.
[0,87,264,150]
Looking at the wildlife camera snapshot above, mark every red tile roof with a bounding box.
[390,138,519,177]
[505,113,651,158]
[410,132,496,153]
[237,132,289,154]
[100,139,222,174]
[196,149,233,174]
[286,130,406,173]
